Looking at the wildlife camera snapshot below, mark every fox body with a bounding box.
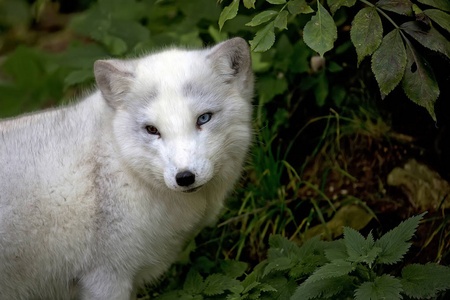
[0,38,253,299]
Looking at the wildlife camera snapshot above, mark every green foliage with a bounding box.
[303,2,337,58]
[218,0,450,120]
[155,213,450,299]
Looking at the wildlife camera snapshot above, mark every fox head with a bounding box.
[94,38,253,194]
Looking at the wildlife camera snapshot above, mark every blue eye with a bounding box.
[197,113,212,126]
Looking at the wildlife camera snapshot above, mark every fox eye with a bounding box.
[197,113,212,126]
[145,125,159,135]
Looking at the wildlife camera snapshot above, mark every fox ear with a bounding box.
[94,59,136,109]
[207,37,254,99]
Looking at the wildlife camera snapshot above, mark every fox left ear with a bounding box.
[94,59,136,109]
[207,37,254,99]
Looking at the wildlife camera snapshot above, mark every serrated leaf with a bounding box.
[371,28,407,95]
[297,236,325,259]
[306,259,355,283]
[246,10,278,26]
[401,263,450,298]
[325,239,348,261]
[268,235,302,259]
[220,260,248,279]
[287,0,314,15]
[183,269,204,294]
[292,275,354,300]
[262,277,297,299]
[351,7,383,66]
[327,0,357,15]
[263,257,293,277]
[274,10,288,29]
[243,0,256,9]
[203,274,241,296]
[267,0,286,4]
[402,41,439,121]
[343,227,381,267]
[219,0,240,30]
[376,0,413,16]
[303,2,338,57]
[344,227,371,258]
[355,275,403,300]
[424,9,450,33]
[417,0,450,12]
[259,283,278,293]
[375,213,426,265]
[401,21,450,59]
[250,22,276,52]
[290,253,329,278]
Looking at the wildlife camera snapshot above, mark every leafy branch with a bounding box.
[218,0,450,121]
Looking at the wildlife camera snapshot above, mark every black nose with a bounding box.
[176,171,195,187]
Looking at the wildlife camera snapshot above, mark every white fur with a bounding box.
[0,38,253,300]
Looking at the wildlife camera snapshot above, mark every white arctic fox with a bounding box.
[0,37,253,299]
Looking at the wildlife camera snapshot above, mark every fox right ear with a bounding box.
[94,59,136,109]
[207,37,254,100]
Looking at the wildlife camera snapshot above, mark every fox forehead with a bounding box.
[128,50,226,122]
[134,49,212,85]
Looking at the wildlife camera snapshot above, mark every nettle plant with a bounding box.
[218,0,450,121]
[156,213,450,299]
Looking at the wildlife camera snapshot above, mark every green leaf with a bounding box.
[220,260,248,278]
[327,0,357,15]
[344,227,381,267]
[376,0,413,16]
[401,263,450,298]
[417,0,450,12]
[401,21,450,59]
[290,41,312,73]
[424,9,450,33]
[401,40,439,121]
[351,7,383,66]
[287,0,314,15]
[355,275,403,300]
[101,35,128,56]
[208,25,229,43]
[371,29,407,96]
[325,240,348,261]
[292,275,354,300]
[267,0,286,4]
[261,277,297,299]
[268,235,302,259]
[183,269,205,295]
[306,259,355,283]
[250,22,276,52]
[243,0,256,9]
[246,10,278,27]
[219,0,240,30]
[303,2,338,57]
[256,75,288,103]
[374,213,426,264]
[64,70,95,89]
[274,10,288,29]
[203,274,241,296]
[263,257,293,277]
